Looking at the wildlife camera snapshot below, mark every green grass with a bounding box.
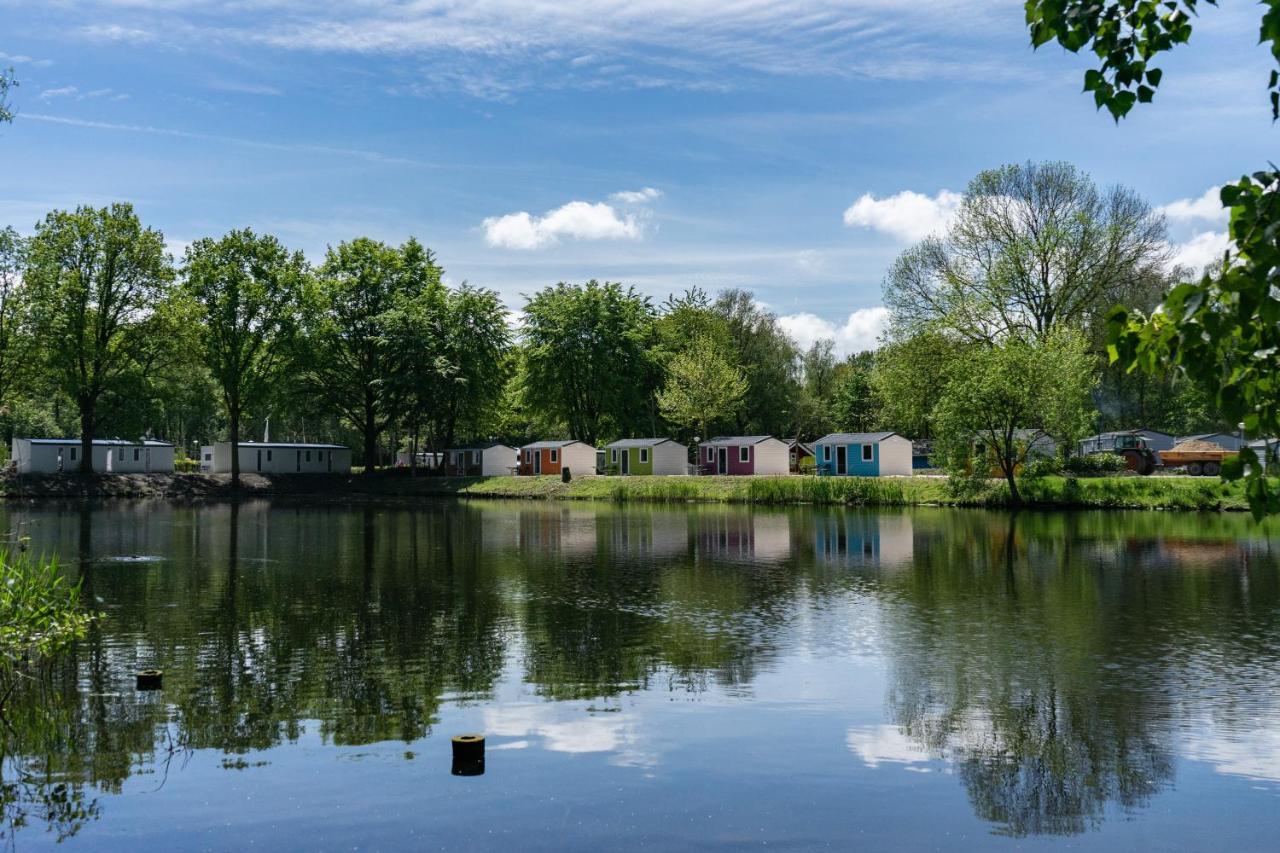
[394,473,1258,511]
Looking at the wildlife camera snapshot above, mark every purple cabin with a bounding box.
[697,436,790,476]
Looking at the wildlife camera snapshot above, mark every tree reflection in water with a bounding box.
[0,501,1276,843]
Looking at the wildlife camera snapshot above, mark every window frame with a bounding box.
[611,448,618,463]
[862,444,873,462]
[823,445,831,461]
[550,448,559,464]
[639,448,649,464]
[739,446,750,463]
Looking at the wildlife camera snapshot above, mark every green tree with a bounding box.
[829,352,879,433]
[934,332,1097,504]
[183,230,307,487]
[0,67,14,124]
[0,227,34,415]
[656,335,747,441]
[884,161,1167,345]
[297,237,429,472]
[1024,1,1280,516]
[871,331,966,439]
[25,204,176,472]
[521,280,657,445]
[713,289,800,435]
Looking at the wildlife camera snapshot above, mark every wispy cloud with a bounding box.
[38,86,129,102]
[1158,186,1227,225]
[610,187,662,204]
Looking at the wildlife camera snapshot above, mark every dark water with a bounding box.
[3,500,1280,851]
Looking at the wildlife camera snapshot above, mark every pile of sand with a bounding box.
[1170,439,1227,453]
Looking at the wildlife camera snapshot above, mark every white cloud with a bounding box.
[846,725,934,769]
[38,86,126,102]
[842,189,961,242]
[610,187,662,204]
[482,196,652,250]
[1158,186,1226,225]
[779,306,889,356]
[1169,231,1230,273]
[80,24,156,44]
[39,86,79,100]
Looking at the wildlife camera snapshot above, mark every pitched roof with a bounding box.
[604,438,679,449]
[445,442,515,452]
[701,435,779,446]
[814,431,900,444]
[522,439,591,449]
[224,441,348,449]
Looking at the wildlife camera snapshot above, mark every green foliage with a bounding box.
[1064,452,1128,476]
[183,229,307,481]
[871,331,966,438]
[829,351,879,432]
[713,289,801,435]
[656,335,747,440]
[0,226,35,409]
[0,551,92,681]
[24,204,177,471]
[521,280,658,445]
[0,67,14,124]
[884,161,1167,345]
[1020,456,1063,479]
[934,331,1097,503]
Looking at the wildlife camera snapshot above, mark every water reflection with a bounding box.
[0,501,1278,848]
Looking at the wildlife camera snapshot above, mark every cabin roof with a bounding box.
[814,431,900,444]
[445,442,514,452]
[522,439,590,450]
[604,438,679,449]
[700,435,778,446]
[24,438,175,447]
[220,441,348,450]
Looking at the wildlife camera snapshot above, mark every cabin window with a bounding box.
[639,448,649,463]
[823,445,830,462]
[70,448,77,461]
[267,450,273,462]
[524,450,531,462]
[550,449,559,464]
[611,449,618,462]
[118,448,125,461]
[862,444,873,462]
[134,448,140,462]
[204,453,212,462]
[306,450,312,462]
[707,447,715,461]
[739,446,749,463]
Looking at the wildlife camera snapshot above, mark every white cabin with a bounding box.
[443,444,518,476]
[199,441,352,475]
[11,438,175,474]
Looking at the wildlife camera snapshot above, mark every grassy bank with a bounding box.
[0,471,1258,511]
[408,473,1256,511]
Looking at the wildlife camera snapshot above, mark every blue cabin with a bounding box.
[813,432,913,477]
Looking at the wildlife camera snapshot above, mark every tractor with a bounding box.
[1090,432,1159,475]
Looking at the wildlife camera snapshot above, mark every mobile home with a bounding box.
[697,436,789,476]
[603,438,689,475]
[518,440,597,476]
[813,432,913,477]
[11,438,175,474]
[199,442,351,475]
[443,443,518,476]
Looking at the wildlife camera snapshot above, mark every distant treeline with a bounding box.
[0,162,1230,475]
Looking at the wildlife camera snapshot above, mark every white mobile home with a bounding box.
[11,438,175,474]
[199,441,352,475]
[443,443,518,476]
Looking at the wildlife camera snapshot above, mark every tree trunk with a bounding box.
[363,396,377,476]
[229,400,241,491]
[1002,456,1021,505]
[79,398,95,476]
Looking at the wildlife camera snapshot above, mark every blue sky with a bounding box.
[1,0,1274,353]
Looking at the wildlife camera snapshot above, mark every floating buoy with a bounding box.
[136,669,163,691]
[451,756,485,777]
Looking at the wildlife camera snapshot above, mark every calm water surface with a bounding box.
[3,500,1280,851]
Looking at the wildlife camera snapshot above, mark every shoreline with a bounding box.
[0,471,1258,512]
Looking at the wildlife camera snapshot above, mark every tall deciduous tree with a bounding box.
[656,335,747,443]
[521,280,657,445]
[184,229,307,487]
[884,161,1167,344]
[870,331,966,439]
[0,227,35,414]
[829,352,879,433]
[713,289,800,435]
[933,331,1096,504]
[25,204,175,473]
[297,237,430,472]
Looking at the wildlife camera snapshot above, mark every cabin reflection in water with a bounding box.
[813,511,914,568]
[692,510,791,564]
[599,510,688,560]
[516,507,599,556]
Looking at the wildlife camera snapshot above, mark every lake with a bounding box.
[3,500,1279,851]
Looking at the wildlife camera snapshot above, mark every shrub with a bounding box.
[1,551,93,703]
[1063,452,1127,476]
[1020,457,1063,479]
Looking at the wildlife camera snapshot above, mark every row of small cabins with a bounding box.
[13,429,1273,477]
